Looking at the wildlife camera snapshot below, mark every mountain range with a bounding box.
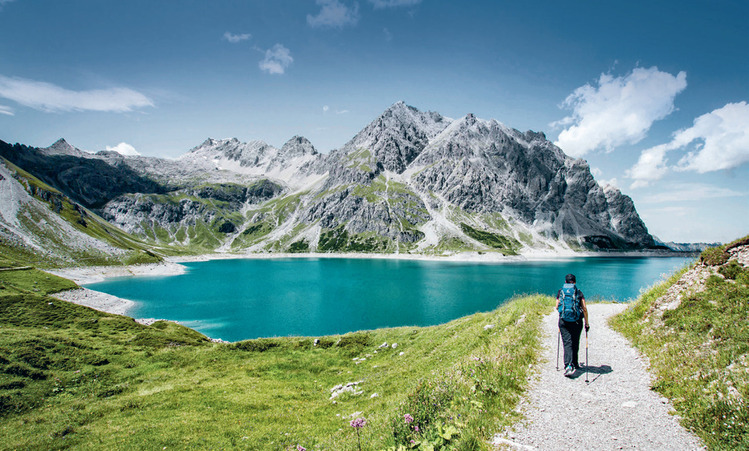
[0,101,665,266]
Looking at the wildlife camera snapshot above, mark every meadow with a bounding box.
[0,267,552,450]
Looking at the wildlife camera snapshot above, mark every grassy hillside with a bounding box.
[0,267,553,450]
[0,158,167,268]
[611,236,749,450]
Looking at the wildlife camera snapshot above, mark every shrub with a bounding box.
[718,260,744,280]
[700,246,729,266]
[230,338,280,352]
[336,332,370,349]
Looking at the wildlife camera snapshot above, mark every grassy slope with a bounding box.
[0,267,553,450]
[610,237,749,450]
[1,158,166,268]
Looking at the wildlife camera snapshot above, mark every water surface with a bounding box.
[85,256,691,341]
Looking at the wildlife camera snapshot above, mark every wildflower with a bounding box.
[297,446,306,451]
[350,417,367,451]
[414,425,420,432]
[404,413,414,423]
[350,417,367,428]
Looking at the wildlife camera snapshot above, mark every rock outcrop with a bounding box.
[1,102,659,255]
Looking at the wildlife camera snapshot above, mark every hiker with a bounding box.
[556,273,589,377]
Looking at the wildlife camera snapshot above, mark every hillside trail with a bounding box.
[492,304,704,450]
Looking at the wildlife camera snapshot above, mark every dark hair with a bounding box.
[565,273,576,284]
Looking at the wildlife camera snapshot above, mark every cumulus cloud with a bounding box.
[0,75,154,113]
[0,104,13,116]
[369,0,421,8]
[553,67,687,157]
[627,101,749,187]
[106,142,140,156]
[223,31,251,43]
[625,144,670,188]
[307,0,359,28]
[259,44,293,75]
[675,102,749,172]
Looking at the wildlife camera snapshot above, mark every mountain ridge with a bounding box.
[1,102,667,263]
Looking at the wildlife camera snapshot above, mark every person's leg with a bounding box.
[558,318,574,369]
[570,320,583,368]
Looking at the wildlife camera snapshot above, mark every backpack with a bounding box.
[558,283,581,322]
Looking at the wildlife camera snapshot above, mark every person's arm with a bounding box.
[580,294,590,330]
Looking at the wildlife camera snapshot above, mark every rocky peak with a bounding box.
[280,135,318,158]
[42,138,86,157]
[335,101,452,174]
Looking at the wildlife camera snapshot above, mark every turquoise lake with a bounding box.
[85,256,692,342]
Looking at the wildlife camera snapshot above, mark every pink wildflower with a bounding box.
[404,413,414,423]
[350,417,367,429]
[297,446,306,451]
[414,425,419,432]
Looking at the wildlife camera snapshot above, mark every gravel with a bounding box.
[492,304,705,450]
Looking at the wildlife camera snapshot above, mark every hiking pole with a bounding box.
[584,328,589,383]
[556,329,560,371]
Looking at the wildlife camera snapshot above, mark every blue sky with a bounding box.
[0,0,747,243]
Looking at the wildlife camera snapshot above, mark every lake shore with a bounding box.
[46,249,694,327]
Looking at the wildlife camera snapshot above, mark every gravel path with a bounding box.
[492,304,704,450]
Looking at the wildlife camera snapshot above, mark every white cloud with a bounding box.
[106,142,140,157]
[323,105,329,112]
[625,144,670,188]
[0,75,154,113]
[0,104,13,116]
[369,0,421,8]
[307,0,359,28]
[336,109,350,114]
[599,178,619,189]
[259,44,293,75]
[627,101,749,187]
[223,31,251,43]
[675,101,749,173]
[553,67,687,157]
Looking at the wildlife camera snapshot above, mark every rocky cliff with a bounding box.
[1,102,658,257]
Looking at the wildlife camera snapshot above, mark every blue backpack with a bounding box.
[558,283,581,322]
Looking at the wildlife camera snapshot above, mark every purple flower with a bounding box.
[350,417,367,429]
[404,413,414,424]
[414,425,419,432]
[297,446,306,451]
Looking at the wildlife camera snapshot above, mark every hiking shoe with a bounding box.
[564,365,574,377]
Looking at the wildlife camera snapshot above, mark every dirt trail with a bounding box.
[493,304,704,450]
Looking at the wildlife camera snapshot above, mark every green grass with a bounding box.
[318,226,394,253]
[610,238,749,450]
[0,268,554,450]
[459,223,520,256]
[1,159,168,267]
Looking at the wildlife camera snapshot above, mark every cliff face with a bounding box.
[0,102,657,256]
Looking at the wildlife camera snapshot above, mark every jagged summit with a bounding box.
[0,102,659,256]
[331,101,451,175]
[280,135,318,158]
[42,138,87,157]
